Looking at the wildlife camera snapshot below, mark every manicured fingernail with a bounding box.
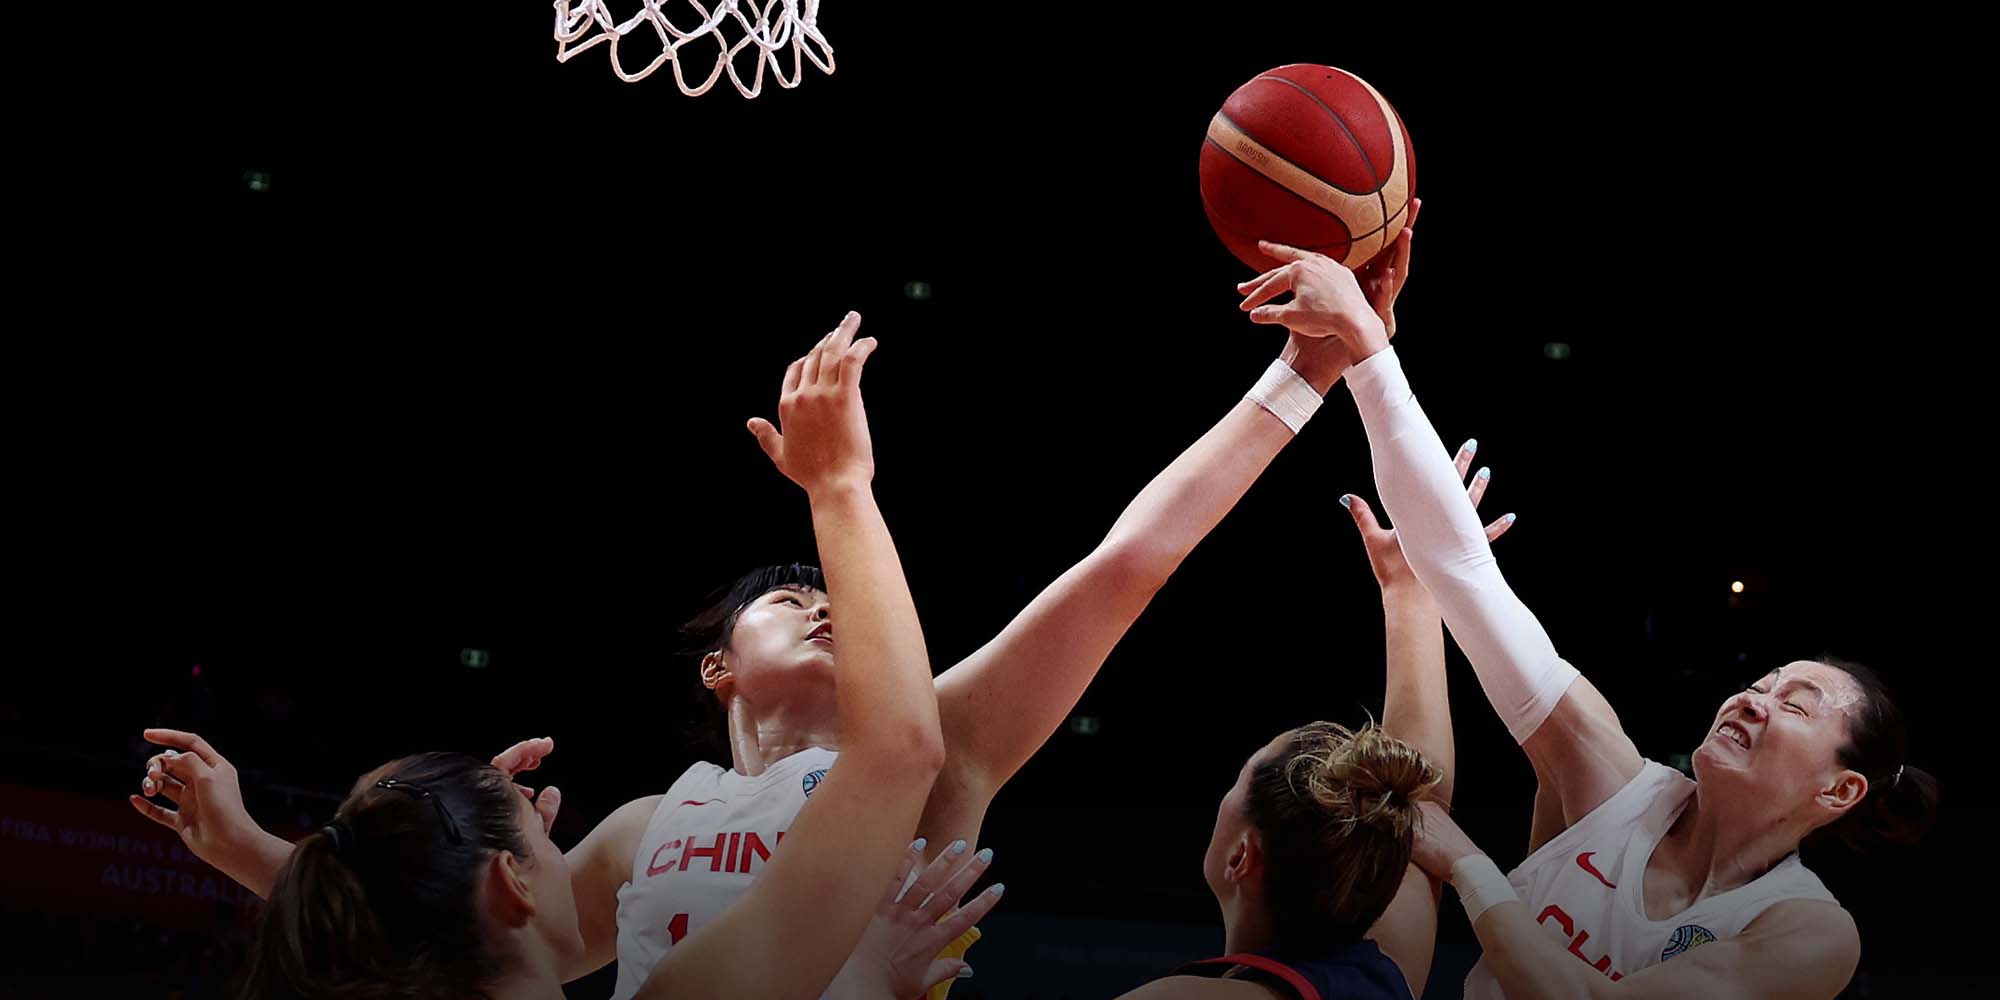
[975,847,994,864]
[1339,494,1354,509]
[1463,439,1478,455]
[957,967,975,979]
[948,839,968,856]
[1505,513,1517,524]
[911,838,927,852]
[1477,467,1491,480]
[987,883,1005,897]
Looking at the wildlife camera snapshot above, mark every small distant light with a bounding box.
[1543,342,1571,361]
[1068,715,1100,736]
[1731,581,1745,594]
[461,648,490,668]
[243,170,272,193]
[903,281,932,301]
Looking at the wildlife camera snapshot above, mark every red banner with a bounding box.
[0,783,300,931]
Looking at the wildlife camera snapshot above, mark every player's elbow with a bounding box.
[1090,536,1176,598]
[1407,548,1499,604]
[885,721,948,780]
[844,721,946,797]
[912,727,948,777]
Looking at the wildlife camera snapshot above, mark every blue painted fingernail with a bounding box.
[1463,439,1478,454]
[976,847,994,864]
[987,883,1005,897]
[1477,467,1491,480]
[911,838,927,852]
[957,967,975,979]
[1339,494,1354,509]
[1505,513,1517,524]
[949,839,968,856]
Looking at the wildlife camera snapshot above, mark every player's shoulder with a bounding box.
[609,792,667,825]
[581,793,667,854]
[1743,898,1856,949]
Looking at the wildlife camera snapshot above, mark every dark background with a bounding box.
[5,5,1989,998]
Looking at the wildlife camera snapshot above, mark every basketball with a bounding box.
[1200,64,1415,274]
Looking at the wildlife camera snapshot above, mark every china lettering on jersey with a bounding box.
[1462,761,1838,999]
[610,747,838,1000]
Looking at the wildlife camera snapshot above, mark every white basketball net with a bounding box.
[553,1,833,97]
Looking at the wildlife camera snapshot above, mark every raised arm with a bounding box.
[638,313,946,1000]
[933,348,1339,768]
[1345,446,1514,998]
[1243,229,1642,820]
[925,254,1393,854]
[922,329,1357,856]
[1349,441,1513,808]
[130,729,295,898]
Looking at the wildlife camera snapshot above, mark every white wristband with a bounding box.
[1450,854,1519,926]
[1245,359,1323,434]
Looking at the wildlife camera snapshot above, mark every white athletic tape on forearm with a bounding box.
[1450,854,1519,926]
[1346,348,1580,742]
[1246,359,1323,434]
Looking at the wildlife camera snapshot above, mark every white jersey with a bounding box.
[610,746,839,1000]
[1464,760,1840,998]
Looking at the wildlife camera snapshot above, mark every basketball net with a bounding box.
[553,1,833,97]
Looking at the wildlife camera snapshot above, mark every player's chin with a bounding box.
[1690,740,1751,783]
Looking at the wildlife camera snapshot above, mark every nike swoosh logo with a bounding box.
[679,799,724,808]
[1577,851,1617,889]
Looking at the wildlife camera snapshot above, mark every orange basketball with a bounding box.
[1199,65,1415,274]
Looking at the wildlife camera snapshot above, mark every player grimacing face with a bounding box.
[1691,660,1869,824]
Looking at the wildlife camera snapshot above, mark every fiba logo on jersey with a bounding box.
[1661,923,1717,961]
[802,769,827,798]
